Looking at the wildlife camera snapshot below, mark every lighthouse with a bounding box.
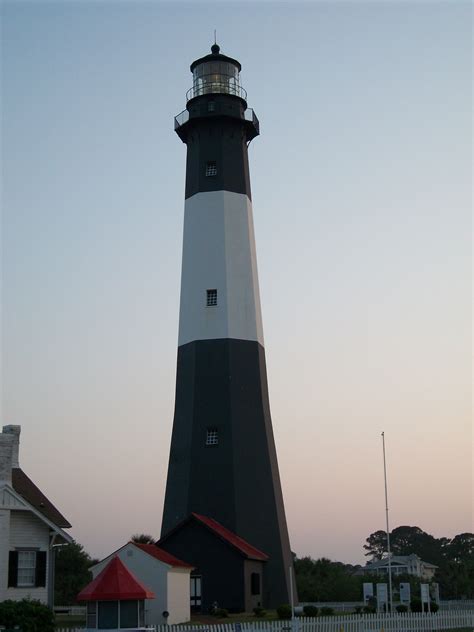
[160,44,294,609]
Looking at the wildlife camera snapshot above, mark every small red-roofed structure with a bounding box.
[87,542,193,627]
[78,556,154,629]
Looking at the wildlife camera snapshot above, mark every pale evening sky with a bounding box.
[1,0,472,564]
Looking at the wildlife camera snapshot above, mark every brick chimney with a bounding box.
[0,431,14,485]
[2,425,21,468]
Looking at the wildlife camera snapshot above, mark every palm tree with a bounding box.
[131,533,156,544]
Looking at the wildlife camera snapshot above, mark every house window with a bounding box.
[205,161,217,176]
[251,572,261,595]
[206,429,218,446]
[206,289,217,307]
[98,601,118,629]
[120,600,139,628]
[8,550,46,588]
[17,551,36,587]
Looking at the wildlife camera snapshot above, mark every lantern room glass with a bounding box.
[192,61,240,97]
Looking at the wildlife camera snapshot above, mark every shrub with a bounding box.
[410,598,435,613]
[354,606,363,615]
[363,605,376,614]
[0,599,55,632]
[396,604,408,613]
[410,598,422,612]
[214,608,229,618]
[303,605,318,617]
[277,604,292,619]
[253,606,266,617]
[320,606,334,616]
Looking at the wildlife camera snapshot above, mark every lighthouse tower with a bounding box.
[161,44,294,608]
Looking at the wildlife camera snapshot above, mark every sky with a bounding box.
[1,0,472,565]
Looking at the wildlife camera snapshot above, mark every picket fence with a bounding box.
[56,610,474,632]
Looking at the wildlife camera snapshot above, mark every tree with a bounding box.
[363,526,474,600]
[131,533,156,544]
[363,530,388,559]
[54,541,99,605]
[446,533,474,563]
[364,526,443,564]
[436,533,474,598]
[294,557,364,601]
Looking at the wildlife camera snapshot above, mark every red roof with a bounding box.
[191,514,269,561]
[131,542,194,568]
[77,556,155,601]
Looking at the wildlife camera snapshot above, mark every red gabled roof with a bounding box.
[77,556,155,601]
[131,542,193,568]
[191,514,269,561]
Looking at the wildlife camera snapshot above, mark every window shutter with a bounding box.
[8,551,18,587]
[35,551,47,587]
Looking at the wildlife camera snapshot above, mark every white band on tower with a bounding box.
[178,190,264,348]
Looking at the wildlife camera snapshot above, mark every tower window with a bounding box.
[205,161,217,177]
[206,289,217,307]
[208,101,216,112]
[206,429,218,446]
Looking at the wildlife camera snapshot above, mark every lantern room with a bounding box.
[186,43,246,103]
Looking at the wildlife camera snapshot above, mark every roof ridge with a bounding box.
[191,513,268,560]
[131,541,194,568]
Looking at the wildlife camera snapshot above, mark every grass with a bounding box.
[193,612,280,624]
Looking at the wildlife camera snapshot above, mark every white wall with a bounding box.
[178,190,264,347]
[0,508,11,601]
[5,510,50,603]
[91,544,191,627]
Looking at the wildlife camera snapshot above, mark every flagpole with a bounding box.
[381,431,393,613]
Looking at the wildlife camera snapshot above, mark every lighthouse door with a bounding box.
[190,575,202,611]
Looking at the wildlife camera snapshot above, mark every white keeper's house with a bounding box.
[0,425,72,605]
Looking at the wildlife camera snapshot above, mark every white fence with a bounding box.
[440,601,474,611]
[56,611,474,632]
[155,612,474,632]
[56,628,155,632]
[55,605,87,616]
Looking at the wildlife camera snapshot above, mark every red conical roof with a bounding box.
[77,556,155,601]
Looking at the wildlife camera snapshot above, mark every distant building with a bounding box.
[363,554,438,580]
[0,425,72,605]
[89,541,193,626]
